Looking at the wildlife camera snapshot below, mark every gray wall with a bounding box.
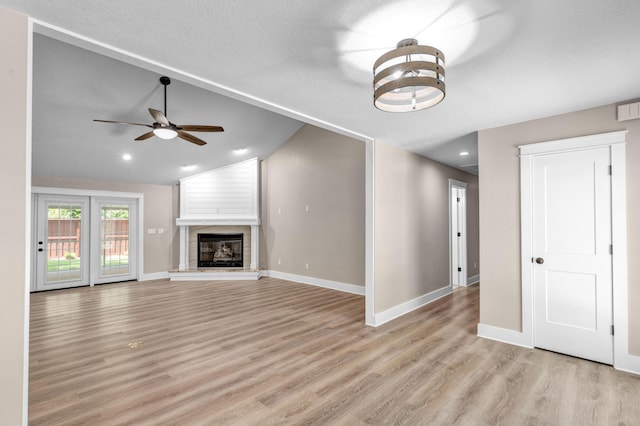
[260,124,366,286]
[373,140,480,313]
[32,176,180,274]
[478,101,640,355]
[0,6,29,424]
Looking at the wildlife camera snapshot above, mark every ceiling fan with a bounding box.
[94,76,224,146]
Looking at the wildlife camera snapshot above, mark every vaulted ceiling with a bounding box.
[3,0,640,184]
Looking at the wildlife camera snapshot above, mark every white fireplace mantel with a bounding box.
[176,217,260,226]
[174,158,261,277]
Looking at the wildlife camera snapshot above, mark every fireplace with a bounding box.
[197,233,243,268]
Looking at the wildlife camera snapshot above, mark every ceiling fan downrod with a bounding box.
[159,76,171,118]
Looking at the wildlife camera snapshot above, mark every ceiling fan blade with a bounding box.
[149,108,170,126]
[135,131,155,141]
[178,125,224,132]
[94,119,152,127]
[177,130,207,146]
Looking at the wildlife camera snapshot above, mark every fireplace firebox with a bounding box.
[197,233,243,268]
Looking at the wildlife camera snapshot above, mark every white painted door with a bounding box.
[450,183,467,286]
[91,198,138,284]
[35,195,90,291]
[532,147,613,364]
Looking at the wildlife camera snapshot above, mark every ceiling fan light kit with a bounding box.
[373,38,446,112]
[94,76,224,145]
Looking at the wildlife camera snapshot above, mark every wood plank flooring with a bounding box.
[29,278,640,425]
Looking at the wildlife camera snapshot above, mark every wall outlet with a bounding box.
[473,262,477,269]
[147,228,156,234]
[278,208,281,214]
[305,205,309,212]
[278,258,281,265]
[158,228,165,234]
[305,263,309,270]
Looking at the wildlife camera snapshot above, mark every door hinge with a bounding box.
[457,232,461,237]
[611,325,615,336]
[531,257,534,263]
[610,244,613,255]
[457,197,460,202]
[457,267,462,272]
[609,165,612,175]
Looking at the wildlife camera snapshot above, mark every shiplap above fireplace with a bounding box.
[176,157,260,226]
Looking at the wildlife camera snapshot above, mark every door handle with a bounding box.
[535,257,544,264]
[38,248,43,252]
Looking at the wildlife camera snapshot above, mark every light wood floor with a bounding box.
[30,278,640,425]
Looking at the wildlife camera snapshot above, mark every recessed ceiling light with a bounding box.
[181,165,197,171]
[233,148,248,154]
[459,151,469,156]
[122,154,132,160]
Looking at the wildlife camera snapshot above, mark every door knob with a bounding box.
[535,257,544,264]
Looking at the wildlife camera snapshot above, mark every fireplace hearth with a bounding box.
[198,233,243,268]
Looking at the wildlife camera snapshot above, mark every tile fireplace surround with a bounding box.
[169,220,260,281]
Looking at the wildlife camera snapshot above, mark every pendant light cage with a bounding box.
[373,38,446,112]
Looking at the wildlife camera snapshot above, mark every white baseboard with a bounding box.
[369,285,452,327]
[614,352,640,375]
[467,274,480,286]
[477,323,533,349]
[261,270,365,295]
[139,271,170,281]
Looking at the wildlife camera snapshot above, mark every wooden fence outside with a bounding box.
[47,219,129,259]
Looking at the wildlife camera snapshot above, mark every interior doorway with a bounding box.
[519,130,630,368]
[449,179,468,287]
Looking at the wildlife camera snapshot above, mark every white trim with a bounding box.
[23,17,34,425]
[169,270,260,281]
[517,130,638,372]
[176,218,261,226]
[467,274,480,286]
[519,150,535,348]
[136,198,144,282]
[610,143,640,374]
[139,271,170,281]
[477,324,533,349]
[263,270,366,295]
[519,130,628,155]
[250,225,259,270]
[32,186,143,199]
[365,138,375,325]
[371,286,452,327]
[178,225,188,270]
[31,20,372,144]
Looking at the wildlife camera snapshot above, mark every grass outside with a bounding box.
[48,256,129,272]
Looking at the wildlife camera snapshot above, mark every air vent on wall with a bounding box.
[617,101,640,122]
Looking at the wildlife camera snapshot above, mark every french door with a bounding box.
[91,198,137,285]
[35,195,90,291]
[34,194,137,291]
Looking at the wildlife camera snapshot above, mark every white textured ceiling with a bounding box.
[3,0,640,184]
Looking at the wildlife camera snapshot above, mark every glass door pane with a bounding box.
[99,204,130,278]
[47,204,83,282]
[92,197,137,284]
